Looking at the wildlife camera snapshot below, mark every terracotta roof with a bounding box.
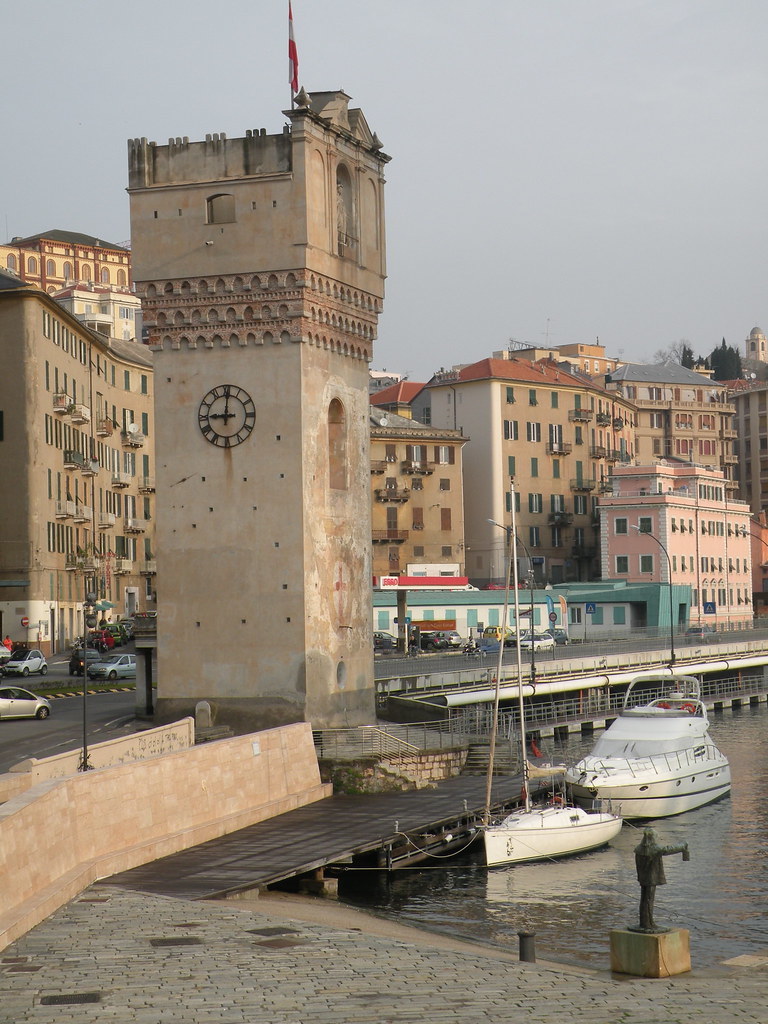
[369,381,426,405]
[428,356,604,390]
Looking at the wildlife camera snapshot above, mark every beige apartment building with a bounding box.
[504,340,622,378]
[0,271,156,652]
[600,463,752,629]
[369,408,466,579]
[604,362,738,483]
[423,355,638,585]
[727,378,768,518]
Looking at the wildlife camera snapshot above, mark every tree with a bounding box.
[708,338,742,381]
[680,344,695,368]
[652,340,695,365]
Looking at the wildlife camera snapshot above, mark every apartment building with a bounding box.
[1,229,131,294]
[423,355,638,586]
[0,271,155,652]
[727,377,768,517]
[604,362,737,483]
[600,463,752,629]
[369,408,466,579]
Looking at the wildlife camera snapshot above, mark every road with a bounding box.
[0,688,141,774]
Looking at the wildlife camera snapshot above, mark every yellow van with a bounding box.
[482,626,517,641]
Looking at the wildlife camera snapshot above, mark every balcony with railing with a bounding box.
[401,460,432,475]
[605,449,621,463]
[73,504,93,523]
[721,428,737,439]
[599,480,614,494]
[55,500,75,519]
[120,428,145,448]
[570,477,597,492]
[370,460,388,474]
[374,486,410,503]
[139,560,157,575]
[65,552,97,572]
[546,441,572,456]
[98,512,116,530]
[64,449,87,470]
[723,452,739,464]
[568,408,593,422]
[595,412,612,425]
[138,477,156,494]
[124,517,149,534]
[589,445,607,459]
[111,471,132,489]
[372,529,409,543]
[548,511,574,526]
[81,458,98,477]
[69,404,91,425]
[96,417,114,437]
[53,393,69,414]
[113,558,133,575]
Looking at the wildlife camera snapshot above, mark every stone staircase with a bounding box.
[462,740,521,776]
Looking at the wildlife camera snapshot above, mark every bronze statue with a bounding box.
[632,827,690,932]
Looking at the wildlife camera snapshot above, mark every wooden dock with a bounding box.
[105,773,528,901]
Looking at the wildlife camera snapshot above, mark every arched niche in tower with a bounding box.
[335,164,354,256]
[328,398,348,490]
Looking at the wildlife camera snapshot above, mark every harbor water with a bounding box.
[339,703,768,969]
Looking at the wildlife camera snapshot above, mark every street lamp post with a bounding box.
[79,590,97,772]
[632,525,675,669]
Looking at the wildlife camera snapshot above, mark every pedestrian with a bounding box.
[2,635,11,650]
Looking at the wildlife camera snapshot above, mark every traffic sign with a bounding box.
[585,602,596,615]
[703,602,716,614]
[20,616,29,628]
[549,612,557,622]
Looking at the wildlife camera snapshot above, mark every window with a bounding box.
[616,555,628,573]
[613,607,626,624]
[574,425,583,445]
[506,386,515,404]
[640,554,654,573]
[503,420,518,440]
[615,518,628,535]
[412,507,424,530]
[439,478,450,491]
[328,398,348,489]
[529,526,540,547]
[649,387,663,401]
[551,526,563,547]
[6,254,16,271]
[650,412,664,428]
[529,493,543,513]
[574,494,587,515]
[27,256,37,274]
[529,389,538,406]
[551,493,565,512]
[551,392,559,408]
[507,455,515,476]
[553,460,560,479]
[638,517,652,534]
[531,458,538,477]
[207,193,236,224]
[46,259,55,276]
[526,422,541,442]
[434,445,454,465]
[440,508,452,531]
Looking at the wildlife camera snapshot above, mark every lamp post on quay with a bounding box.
[632,524,676,670]
[78,590,97,772]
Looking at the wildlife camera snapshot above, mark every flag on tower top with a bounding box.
[288,2,299,94]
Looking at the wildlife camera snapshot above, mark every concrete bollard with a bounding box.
[518,930,536,962]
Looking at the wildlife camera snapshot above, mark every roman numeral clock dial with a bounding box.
[198,385,255,448]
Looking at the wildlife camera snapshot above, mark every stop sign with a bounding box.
[20,616,29,628]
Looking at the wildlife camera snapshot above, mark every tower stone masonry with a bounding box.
[127,90,389,731]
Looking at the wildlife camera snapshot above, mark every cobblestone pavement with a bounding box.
[2,886,767,1024]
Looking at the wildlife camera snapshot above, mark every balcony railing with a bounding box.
[370,460,388,474]
[124,517,149,534]
[546,442,572,456]
[401,460,432,475]
[589,445,607,459]
[138,477,156,493]
[568,409,593,422]
[595,412,612,425]
[139,560,157,575]
[113,558,133,575]
[548,512,574,526]
[599,480,614,494]
[372,529,409,543]
[53,393,69,414]
[96,418,114,437]
[73,504,93,523]
[55,500,75,519]
[98,512,116,530]
[605,449,621,462]
[64,449,87,470]
[111,471,132,488]
[69,404,91,425]
[120,429,145,448]
[570,477,597,492]
[374,486,410,503]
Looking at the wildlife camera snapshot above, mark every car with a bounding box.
[518,632,557,651]
[442,631,463,648]
[373,631,399,651]
[686,625,715,638]
[418,631,451,651]
[552,629,570,646]
[117,618,135,640]
[87,654,137,681]
[103,623,129,646]
[0,686,51,720]
[2,648,48,677]
[87,629,115,652]
[482,626,517,641]
[0,647,11,666]
[69,648,103,676]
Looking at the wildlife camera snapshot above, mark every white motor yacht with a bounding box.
[565,675,731,820]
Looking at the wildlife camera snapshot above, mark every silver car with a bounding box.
[0,686,51,719]
[87,654,136,681]
[2,648,48,677]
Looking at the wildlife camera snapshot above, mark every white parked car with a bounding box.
[0,686,51,719]
[87,654,137,681]
[2,648,48,677]
[518,632,556,651]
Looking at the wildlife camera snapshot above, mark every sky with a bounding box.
[2,0,766,381]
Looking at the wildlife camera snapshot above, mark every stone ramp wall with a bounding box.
[0,723,332,952]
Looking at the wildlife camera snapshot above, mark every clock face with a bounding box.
[198,385,255,448]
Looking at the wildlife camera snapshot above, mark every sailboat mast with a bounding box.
[509,480,530,812]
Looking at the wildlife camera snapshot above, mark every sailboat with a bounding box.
[482,486,623,869]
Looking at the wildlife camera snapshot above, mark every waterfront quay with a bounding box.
[3,884,767,1024]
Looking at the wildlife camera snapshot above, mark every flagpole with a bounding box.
[288,1,299,109]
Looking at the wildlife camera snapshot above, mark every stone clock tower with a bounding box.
[127,90,389,731]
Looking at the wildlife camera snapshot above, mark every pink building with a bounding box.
[601,463,752,629]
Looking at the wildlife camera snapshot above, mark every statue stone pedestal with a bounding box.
[610,928,691,978]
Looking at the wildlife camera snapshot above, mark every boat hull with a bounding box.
[567,762,731,820]
[483,806,623,867]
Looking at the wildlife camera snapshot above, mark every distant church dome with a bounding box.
[750,326,764,337]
